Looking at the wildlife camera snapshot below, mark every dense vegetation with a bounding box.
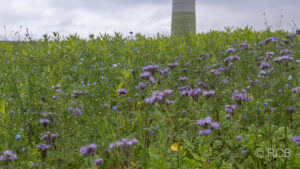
[0,28,299,169]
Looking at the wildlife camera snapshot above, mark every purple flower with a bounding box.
[94,159,103,166]
[260,62,270,69]
[232,90,250,104]
[0,150,17,161]
[291,136,300,146]
[159,68,169,76]
[274,55,293,64]
[296,28,300,35]
[241,150,247,155]
[292,87,300,93]
[80,144,97,157]
[203,90,215,98]
[117,88,127,96]
[40,118,51,128]
[286,106,296,114]
[211,122,219,129]
[239,42,248,50]
[137,82,146,90]
[226,46,236,54]
[143,65,159,74]
[224,55,240,63]
[236,136,242,141]
[140,72,151,79]
[178,76,188,81]
[167,63,178,69]
[224,105,236,114]
[225,114,231,119]
[197,81,207,88]
[70,107,82,116]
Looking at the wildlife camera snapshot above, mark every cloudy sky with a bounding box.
[0,0,299,39]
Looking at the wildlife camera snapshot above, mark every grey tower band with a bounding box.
[171,0,196,35]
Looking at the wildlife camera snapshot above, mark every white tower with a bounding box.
[171,0,196,35]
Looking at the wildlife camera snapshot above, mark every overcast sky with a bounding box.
[0,0,299,39]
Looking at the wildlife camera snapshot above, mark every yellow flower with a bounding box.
[171,143,178,152]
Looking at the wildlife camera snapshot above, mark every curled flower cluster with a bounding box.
[108,138,138,151]
[226,46,236,54]
[72,89,84,97]
[142,65,159,74]
[69,107,82,116]
[41,132,58,145]
[181,88,202,101]
[274,55,293,64]
[224,55,240,63]
[36,144,50,160]
[203,90,215,99]
[291,136,300,146]
[291,87,300,93]
[232,90,250,105]
[80,144,97,157]
[224,105,237,114]
[0,150,17,162]
[197,117,219,136]
[144,89,173,104]
[117,88,127,96]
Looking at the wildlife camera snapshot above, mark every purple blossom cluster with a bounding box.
[274,55,293,64]
[197,117,219,136]
[143,65,159,74]
[108,138,138,150]
[80,144,97,157]
[232,90,250,104]
[69,107,82,116]
[117,88,127,96]
[72,89,84,97]
[226,46,236,54]
[224,55,240,63]
[181,88,202,101]
[291,136,300,146]
[0,150,17,162]
[144,89,173,104]
[224,105,237,114]
[41,132,58,145]
[203,90,215,99]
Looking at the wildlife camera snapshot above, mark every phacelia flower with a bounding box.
[226,46,236,54]
[236,136,242,141]
[291,136,300,146]
[224,105,237,114]
[117,88,127,96]
[80,144,97,157]
[224,55,240,63]
[0,150,17,161]
[94,159,103,166]
[203,90,215,98]
[232,90,250,104]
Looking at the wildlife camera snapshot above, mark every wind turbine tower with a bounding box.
[171,0,196,35]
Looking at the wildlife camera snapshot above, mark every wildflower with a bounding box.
[232,90,250,104]
[291,136,300,146]
[211,122,219,129]
[224,105,236,114]
[241,150,247,155]
[41,132,58,145]
[286,84,289,88]
[80,58,84,62]
[137,82,146,90]
[55,89,62,94]
[236,136,242,141]
[140,72,151,79]
[182,110,187,115]
[226,46,236,54]
[15,134,21,140]
[94,159,103,166]
[167,63,178,69]
[70,108,82,116]
[225,114,231,119]
[286,106,296,114]
[224,55,240,63]
[178,76,188,82]
[148,76,156,84]
[143,65,159,74]
[274,55,293,64]
[239,42,248,50]
[203,90,215,98]
[36,144,50,160]
[0,150,17,161]
[278,89,283,93]
[112,106,117,111]
[40,118,51,128]
[117,88,127,96]
[288,75,292,81]
[292,87,300,93]
[223,80,228,84]
[210,69,221,75]
[197,81,207,88]
[159,68,169,76]
[80,144,97,157]
[260,62,270,69]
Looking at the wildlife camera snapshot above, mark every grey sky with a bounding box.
[0,0,299,39]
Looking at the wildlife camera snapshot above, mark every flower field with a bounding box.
[0,28,299,168]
